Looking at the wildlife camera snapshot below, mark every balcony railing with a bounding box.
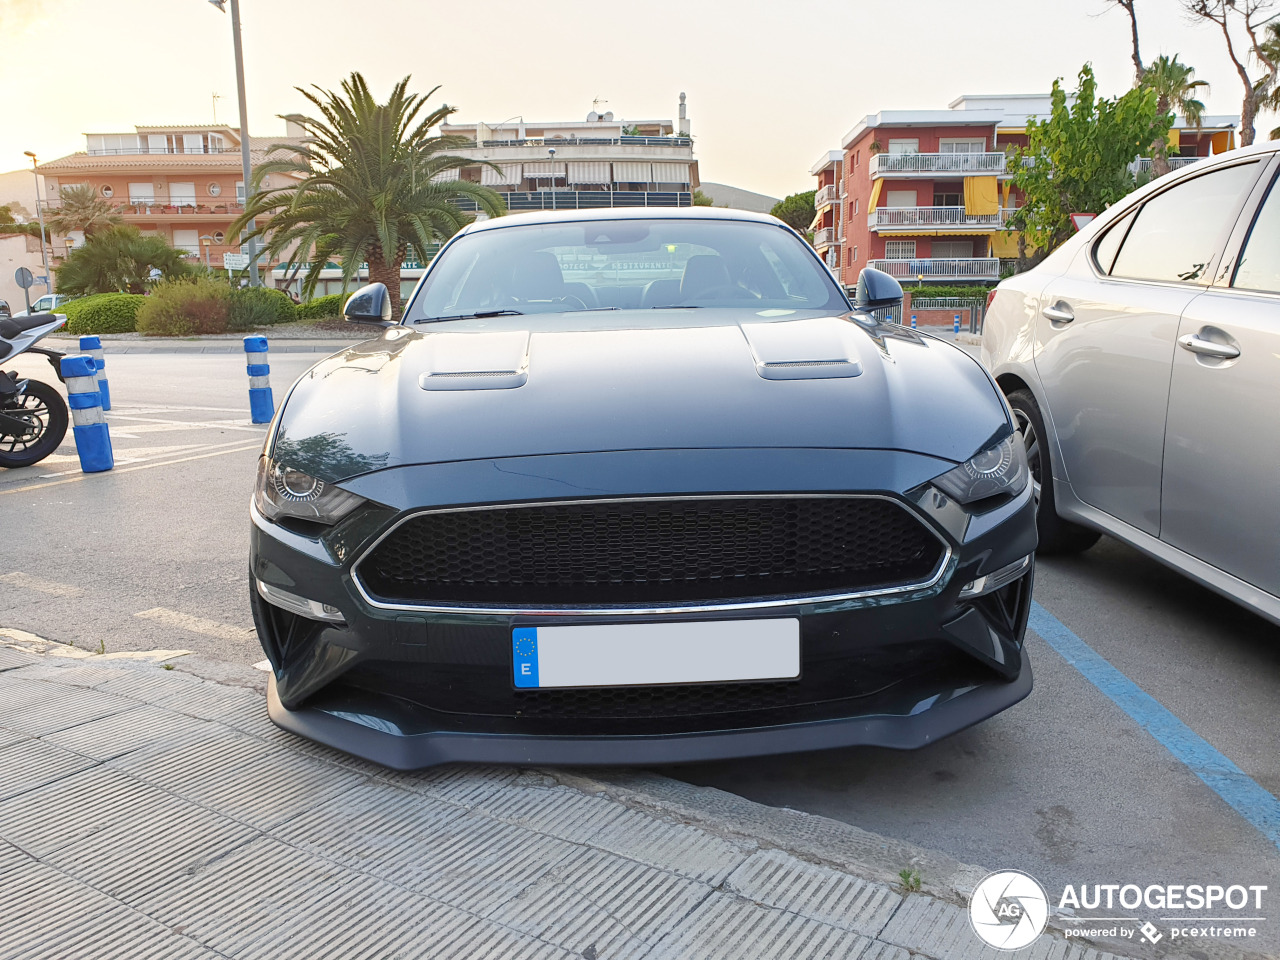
[452,190,693,212]
[45,196,246,216]
[813,226,838,247]
[814,184,842,208]
[869,152,1007,176]
[85,146,242,156]
[868,257,1001,280]
[1130,156,1202,176]
[869,206,1016,229]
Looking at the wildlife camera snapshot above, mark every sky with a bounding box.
[2,0,1277,200]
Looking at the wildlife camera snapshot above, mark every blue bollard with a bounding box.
[910,314,917,329]
[954,314,961,334]
[244,336,274,424]
[79,335,110,410]
[60,355,113,473]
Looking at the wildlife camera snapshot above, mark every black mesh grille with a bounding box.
[358,497,943,607]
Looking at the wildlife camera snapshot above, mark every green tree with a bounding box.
[1142,55,1209,176]
[233,72,506,320]
[770,190,816,234]
[1008,65,1170,259]
[47,184,123,238]
[691,189,714,206]
[1258,23,1280,139]
[55,225,189,295]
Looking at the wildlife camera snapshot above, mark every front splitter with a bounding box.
[265,659,1033,770]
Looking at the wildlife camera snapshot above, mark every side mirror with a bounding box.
[343,283,393,326]
[852,267,903,311]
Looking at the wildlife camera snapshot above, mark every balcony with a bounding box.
[45,196,246,217]
[814,184,842,209]
[813,226,838,247]
[869,152,1007,177]
[1130,156,1202,177]
[869,206,1016,231]
[868,258,1001,281]
[452,191,693,212]
[85,146,242,156]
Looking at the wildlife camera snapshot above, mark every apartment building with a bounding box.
[820,93,1239,288]
[810,151,843,273]
[36,124,304,268]
[438,96,698,212]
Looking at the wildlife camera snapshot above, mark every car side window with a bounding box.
[1109,161,1260,284]
[1232,172,1280,295]
[1092,209,1135,274]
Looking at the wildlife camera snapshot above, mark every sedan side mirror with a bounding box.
[852,267,903,311]
[344,282,393,326]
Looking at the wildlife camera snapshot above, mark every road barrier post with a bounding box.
[910,314,917,329]
[60,355,113,473]
[79,335,110,410]
[244,336,274,424]
[954,314,961,334]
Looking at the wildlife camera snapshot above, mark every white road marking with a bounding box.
[0,442,262,496]
[105,415,263,434]
[134,607,256,643]
[253,660,273,672]
[0,572,84,597]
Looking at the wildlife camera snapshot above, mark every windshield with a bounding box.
[405,218,848,322]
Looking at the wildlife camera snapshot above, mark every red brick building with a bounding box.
[817,93,1240,290]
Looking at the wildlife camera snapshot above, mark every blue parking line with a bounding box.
[1029,601,1280,851]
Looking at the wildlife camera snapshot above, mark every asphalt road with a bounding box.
[3,342,1278,951]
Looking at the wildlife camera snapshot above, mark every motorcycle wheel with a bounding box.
[0,378,70,468]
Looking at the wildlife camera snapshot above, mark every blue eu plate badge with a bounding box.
[512,628,539,687]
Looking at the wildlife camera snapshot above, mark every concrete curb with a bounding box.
[0,636,1257,960]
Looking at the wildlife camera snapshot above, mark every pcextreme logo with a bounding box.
[969,870,1050,950]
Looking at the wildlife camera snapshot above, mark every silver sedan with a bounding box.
[983,141,1280,625]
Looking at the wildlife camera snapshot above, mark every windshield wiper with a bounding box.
[416,309,525,323]
[650,304,703,309]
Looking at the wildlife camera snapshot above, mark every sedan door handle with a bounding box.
[1178,334,1240,360]
[1041,301,1075,323]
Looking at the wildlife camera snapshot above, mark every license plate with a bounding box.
[511,619,800,689]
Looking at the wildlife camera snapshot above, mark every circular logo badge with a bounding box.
[969,870,1049,950]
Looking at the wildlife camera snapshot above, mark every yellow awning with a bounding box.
[1001,180,1012,209]
[964,176,999,215]
[1211,130,1234,154]
[991,231,1023,258]
[868,179,884,213]
[1168,127,1181,150]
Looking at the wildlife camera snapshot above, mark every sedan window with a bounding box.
[1233,172,1280,295]
[1109,161,1260,284]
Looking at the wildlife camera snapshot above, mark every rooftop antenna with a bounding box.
[212,92,223,124]
[592,97,608,113]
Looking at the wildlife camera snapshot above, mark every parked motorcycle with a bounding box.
[0,312,69,468]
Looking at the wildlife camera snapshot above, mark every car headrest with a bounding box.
[680,255,731,299]
[510,252,565,301]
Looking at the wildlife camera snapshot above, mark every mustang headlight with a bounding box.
[932,432,1029,505]
[254,457,365,525]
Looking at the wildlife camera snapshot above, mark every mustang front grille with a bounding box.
[355,496,945,608]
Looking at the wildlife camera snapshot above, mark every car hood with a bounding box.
[271,312,1006,482]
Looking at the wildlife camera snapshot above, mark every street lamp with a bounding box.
[208,0,260,287]
[200,234,214,269]
[22,151,52,295]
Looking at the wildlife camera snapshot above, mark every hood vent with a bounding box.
[740,318,864,381]
[418,330,530,391]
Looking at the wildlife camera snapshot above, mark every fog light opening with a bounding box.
[256,580,346,623]
[958,554,1032,599]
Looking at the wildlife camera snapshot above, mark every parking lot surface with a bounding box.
[3,342,1278,955]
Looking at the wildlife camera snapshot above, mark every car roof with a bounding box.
[462,205,787,235]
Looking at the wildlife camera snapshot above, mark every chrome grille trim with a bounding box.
[349,494,952,616]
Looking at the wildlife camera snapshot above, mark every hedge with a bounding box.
[62,293,146,335]
[297,293,344,320]
[903,285,994,300]
[136,278,230,336]
[230,286,296,331]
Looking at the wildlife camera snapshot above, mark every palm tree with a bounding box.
[1141,55,1209,176]
[47,184,123,238]
[55,225,189,295]
[1257,24,1280,140]
[233,73,506,319]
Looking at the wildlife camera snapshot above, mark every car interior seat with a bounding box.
[680,255,732,300]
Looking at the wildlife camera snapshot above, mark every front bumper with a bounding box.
[250,448,1038,769]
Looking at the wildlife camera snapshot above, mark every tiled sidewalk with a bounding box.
[0,642,1141,960]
